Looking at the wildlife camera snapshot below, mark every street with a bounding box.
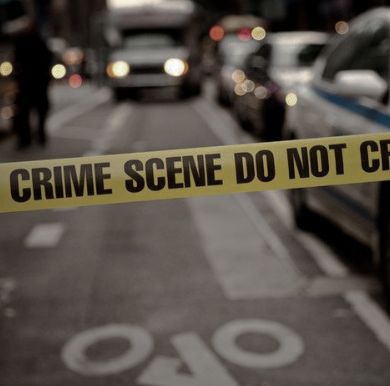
[1,82,390,386]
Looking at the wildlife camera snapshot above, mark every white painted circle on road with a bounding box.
[212,319,304,368]
[62,324,153,376]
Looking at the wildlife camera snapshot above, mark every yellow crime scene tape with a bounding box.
[0,133,389,213]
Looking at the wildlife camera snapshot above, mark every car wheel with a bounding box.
[290,188,311,230]
[379,205,390,308]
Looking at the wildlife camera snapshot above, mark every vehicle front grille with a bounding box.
[130,65,164,75]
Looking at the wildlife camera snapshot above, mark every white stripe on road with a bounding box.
[345,291,390,351]
[83,103,132,157]
[192,98,304,298]
[48,88,111,134]
[189,196,305,299]
[24,223,65,248]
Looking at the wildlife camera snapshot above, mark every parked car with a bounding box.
[283,8,390,302]
[234,32,328,141]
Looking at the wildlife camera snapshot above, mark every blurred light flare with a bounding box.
[63,48,84,66]
[234,83,246,96]
[51,64,67,79]
[209,25,224,42]
[164,58,188,77]
[107,61,130,78]
[69,74,83,88]
[254,86,268,99]
[0,62,13,77]
[335,21,349,35]
[285,92,298,107]
[242,79,255,93]
[251,26,266,41]
[1,106,13,120]
[231,69,246,83]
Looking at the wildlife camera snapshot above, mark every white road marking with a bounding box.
[62,324,154,376]
[83,103,132,157]
[192,100,305,298]
[234,193,301,275]
[48,88,110,134]
[212,319,304,368]
[260,190,294,228]
[189,196,305,299]
[345,291,390,351]
[139,333,237,386]
[24,223,65,248]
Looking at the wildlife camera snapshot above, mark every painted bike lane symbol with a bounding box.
[62,318,304,385]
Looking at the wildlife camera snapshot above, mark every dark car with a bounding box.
[233,32,328,141]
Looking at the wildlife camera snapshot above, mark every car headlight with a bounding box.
[164,58,188,77]
[107,61,130,78]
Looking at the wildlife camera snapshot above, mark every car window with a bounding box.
[121,31,181,49]
[322,21,390,81]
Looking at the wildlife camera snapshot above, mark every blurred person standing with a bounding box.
[12,18,52,148]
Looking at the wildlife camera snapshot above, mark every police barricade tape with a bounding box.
[0,133,389,214]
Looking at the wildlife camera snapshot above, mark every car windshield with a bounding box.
[121,32,181,49]
[271,42,325,69]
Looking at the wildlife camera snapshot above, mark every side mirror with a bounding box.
[335,70,387,101]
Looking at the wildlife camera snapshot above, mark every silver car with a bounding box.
[284,8,390,303]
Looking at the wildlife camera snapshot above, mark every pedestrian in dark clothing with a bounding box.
[13,23,52,148]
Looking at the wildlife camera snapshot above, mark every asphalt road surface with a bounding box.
[0,82,390,386]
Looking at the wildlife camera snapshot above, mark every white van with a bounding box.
[104,0,203,100]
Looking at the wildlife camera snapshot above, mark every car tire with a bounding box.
[290,188,311,230]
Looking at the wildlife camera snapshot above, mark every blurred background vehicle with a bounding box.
[208,14,267,106]
[233,31,329,141]
[104,0,203,100]
[284,8,390,301]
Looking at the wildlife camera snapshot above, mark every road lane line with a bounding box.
[48,88,110,134]
[234,193,301,276]
[193,98,304,295]
[83,103,132,156]
[24,223,65,248]
[194,99,297,269]
[189,196,305,299]
[345,291,390,351]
